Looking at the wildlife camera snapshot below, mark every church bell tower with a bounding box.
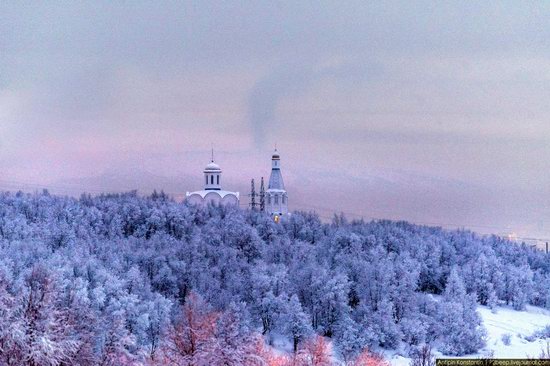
[265,149,288,220]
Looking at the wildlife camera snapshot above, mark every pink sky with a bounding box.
[1,2,549,239]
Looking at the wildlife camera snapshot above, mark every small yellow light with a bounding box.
[274,215,280,223]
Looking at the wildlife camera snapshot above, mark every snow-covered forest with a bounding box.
[0,190,548,365]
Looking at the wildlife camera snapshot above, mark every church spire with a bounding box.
[269,148,283,184]
[265,149,288,218]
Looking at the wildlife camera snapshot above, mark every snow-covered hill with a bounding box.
[386,305,550,366]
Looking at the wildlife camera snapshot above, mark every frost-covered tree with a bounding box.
[257,291,284,337]
[166,292,217,364]
[365,298,401,349]
[0,261,23,366]
[282,294,312,352]
[99,310,135,365]
[349,347,390,366]
[16,266,80,365]
[142,294,172,360]
[399,316,427,347]
[0,190,545,361]
[296,335,333,366]
[409,344,435,366]
[504,264,533,310]
[333,316,367,363]
[438,268,486,355]
[532,271,550,309]
[206,302,254,365]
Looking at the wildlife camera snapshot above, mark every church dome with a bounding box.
[204,162,221,172]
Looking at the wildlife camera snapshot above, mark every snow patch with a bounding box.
[387,304,550,365]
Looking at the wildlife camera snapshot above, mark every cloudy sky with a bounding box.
[1,1,549,238]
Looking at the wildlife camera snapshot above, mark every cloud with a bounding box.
[248,63,316,149]
[247,57,382,148]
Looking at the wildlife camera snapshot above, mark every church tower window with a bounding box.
[275,195,279,204]
[217,175,219,185]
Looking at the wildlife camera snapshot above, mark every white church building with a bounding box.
[265,149,288,217]
[186,155,239,206]
[185,149,289,218]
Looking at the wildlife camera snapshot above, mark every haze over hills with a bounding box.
[2,2,550,246]
[17,164,544,242]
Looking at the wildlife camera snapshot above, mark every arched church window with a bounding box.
[282,195,286,204]
[206,176,208,185]
[217,175,219,185]
[211,175,214,184]
[267,195,271,204]
[275,195,279,204]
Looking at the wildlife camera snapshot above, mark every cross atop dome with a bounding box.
[272,146,280,160]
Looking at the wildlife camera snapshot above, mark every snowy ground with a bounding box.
[386,305,550,366]
[269,304,550,365]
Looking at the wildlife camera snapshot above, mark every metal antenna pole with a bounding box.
[260,177,265,211]
[250,179,257,210]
